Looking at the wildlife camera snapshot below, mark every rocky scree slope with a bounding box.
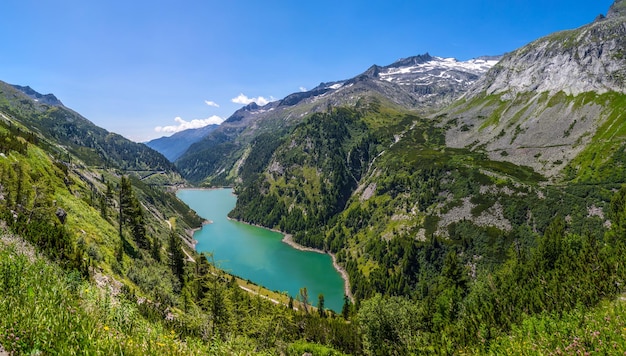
[445,1,626,178]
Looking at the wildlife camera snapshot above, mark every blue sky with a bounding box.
[0,0,615,141]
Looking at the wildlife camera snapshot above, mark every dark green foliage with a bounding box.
[341,295,351,320]
[0,127,31,154]
[357,294,420,355]
[175,130,242,184]
[151,237,162,262]
[167,229,186,286]
[353,204,626,353]
[230,108,382,238]
[238,131,287,182]
[119,176,149,250]
[318,293,326,318]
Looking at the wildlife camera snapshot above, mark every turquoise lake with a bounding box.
[176,188,345,311]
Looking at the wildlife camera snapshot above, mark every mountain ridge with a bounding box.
[608,0,626,18]
[11,84,64,106]
[0,81,176,172]
[144,124,219,162]
[175,53,499,184]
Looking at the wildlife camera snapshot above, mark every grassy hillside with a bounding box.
[0,234,359,355]
[0,82,362,355]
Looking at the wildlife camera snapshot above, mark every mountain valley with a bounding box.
[173,54,499,184]
[2,1,626,355]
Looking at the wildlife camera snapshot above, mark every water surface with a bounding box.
[177,188,345,311]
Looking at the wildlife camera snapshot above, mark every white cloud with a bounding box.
[204,100,219,108]
[299,86,307,92]
[231,93,273,106]
[154,115,224,134]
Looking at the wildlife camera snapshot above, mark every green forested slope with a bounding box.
[0,81,175,171]
[0,85,359,355]
[225,99,626,353]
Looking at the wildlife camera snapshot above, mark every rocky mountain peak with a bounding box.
[386,53,434,68]
[11,84,64,106]
[243,102,260,111]
[608,0,626,18]
[361,65,382,78]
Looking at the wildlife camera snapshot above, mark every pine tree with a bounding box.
[115,235,124,262]
[151,237,162,262]
[317,293,326,318]
[119,176,149,249]
[168,229,186,286]
[341,294,351,320]
[99,194,107,220]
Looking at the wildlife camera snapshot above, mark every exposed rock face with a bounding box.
[445,2,626,178]
[55,208,67,224]
[378,54,500,108]
[469,16,626,97]
[608,0,626,18]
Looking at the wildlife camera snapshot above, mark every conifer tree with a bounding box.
[151,237,161,262]
[341,294,351,320]
[119,176,149,249]
[317,293,326,318]
[168,229,186,286]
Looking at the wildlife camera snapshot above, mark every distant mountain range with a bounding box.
[144,124,219,162]
[173,53,500,183]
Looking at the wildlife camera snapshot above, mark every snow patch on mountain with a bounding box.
[379,56,499,86]
[328,83,344,90]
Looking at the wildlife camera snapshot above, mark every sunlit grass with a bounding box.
[0,236,215,355]
[464,297,626,355]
